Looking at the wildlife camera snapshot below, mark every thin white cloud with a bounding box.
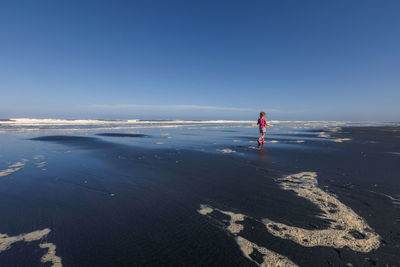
[85,104,265,112]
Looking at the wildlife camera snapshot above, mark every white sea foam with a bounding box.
[332,138,352,143]
[236,236,298,267]
[1,118,392,127]
[220,209,245,234]
[1,118,254,126]
[36,161,47,169]
[216,149,236,153]
[0,161,26,177]
[317,131,352,143]
[0,228,62,267]
[198,171,380,265]
[317,132,332,138]
[1,118,136,125]
[198,205,245,234]
[40,243,62,267]
[198,205,297,266]
[264,172,380,252]
[327,127,342,132]
[1,118,394,135]
[198,204,214,215]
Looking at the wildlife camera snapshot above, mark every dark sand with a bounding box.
[0,125,399,266]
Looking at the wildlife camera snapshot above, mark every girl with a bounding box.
[257,111,271,144]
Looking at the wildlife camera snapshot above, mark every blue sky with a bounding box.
[1,0,399,120]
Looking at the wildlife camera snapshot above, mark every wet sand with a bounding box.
[0,125,399,266]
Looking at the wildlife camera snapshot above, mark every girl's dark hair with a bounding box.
[260,111,266,117]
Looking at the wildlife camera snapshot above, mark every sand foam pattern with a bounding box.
[332,138,352,143]
[236,236,298,267]
[198,172,380,265]
[317,132,331,138]
[198,205,297,266]
[40,243,62,267]
[0,228,62,267]
[0,161,26,177]
[264,172,380,252]
[216,149,236,153]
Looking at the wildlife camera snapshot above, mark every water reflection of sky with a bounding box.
[1,120,397,167]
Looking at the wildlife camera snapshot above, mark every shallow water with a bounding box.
[0,121,399,266]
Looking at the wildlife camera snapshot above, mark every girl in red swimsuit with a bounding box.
[257,111,271,145]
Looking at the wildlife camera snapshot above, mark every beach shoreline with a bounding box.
[0,123,399,266]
